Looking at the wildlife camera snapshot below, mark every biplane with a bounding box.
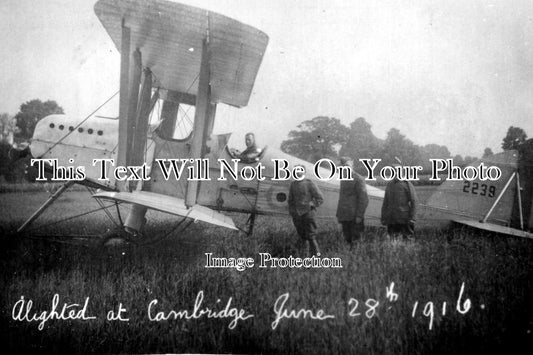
[16,0,533,241]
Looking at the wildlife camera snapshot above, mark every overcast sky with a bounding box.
[1,0,533,157]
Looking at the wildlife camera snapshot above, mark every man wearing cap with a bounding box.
[336,157,369,246]
[381,164,418,240]
[288,165,324,256]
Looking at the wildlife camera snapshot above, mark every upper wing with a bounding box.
[94,0,269,108]
[93,191,237,230]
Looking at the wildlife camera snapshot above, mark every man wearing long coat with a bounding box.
[288,166,324,256]
[336,157,369,246]
[381,173,418,239]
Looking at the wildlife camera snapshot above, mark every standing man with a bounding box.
[288,165,324,256]
[381,165,418,240]
[336,157,369,246]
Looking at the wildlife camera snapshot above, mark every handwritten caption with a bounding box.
[11,282,473,332]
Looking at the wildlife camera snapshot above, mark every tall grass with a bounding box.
[1,192,532,354]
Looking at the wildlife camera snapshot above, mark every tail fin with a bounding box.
[426,150,519,227]
[513,139,533,230]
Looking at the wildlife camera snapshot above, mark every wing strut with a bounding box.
[126,49,142,166]
[131,68,152,167]
[185,36,217,207]
[117,22,143,191]
[159,93,179,136]
[516,172,524,230]
[482,172,517,224]
[117,20,130,173]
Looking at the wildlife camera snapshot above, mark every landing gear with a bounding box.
[98,204,147,246]
[246,212,257,236]
[17,180,76,233]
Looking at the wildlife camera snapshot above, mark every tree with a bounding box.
[453,154,465,167]
[501,126,527,151]
[463,156,477,166]
[281,116,348,162]
[380,128,421,166]
[418,143,451,172]
[482,147,493,158]
[15,99,64,139]
[451,154,478,167]
[0,113,18,145]
[0,140,31,182]
[339,117,383,162]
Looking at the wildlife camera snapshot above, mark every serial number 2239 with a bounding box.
[463,181,496,197]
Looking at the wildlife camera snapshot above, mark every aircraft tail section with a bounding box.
[426,150,520,227]
[512,139,533,230]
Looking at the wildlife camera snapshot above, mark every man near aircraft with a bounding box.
[288,165,324,256]
[336,157,369,246]
[239,132,262,162]
[381,164,418,240]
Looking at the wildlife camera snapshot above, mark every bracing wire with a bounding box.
[21,202,120,234]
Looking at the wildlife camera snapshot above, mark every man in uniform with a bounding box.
[288,165,324,256]
[381,164,418,240]
[239,132,262,162]
[336,157,369,246]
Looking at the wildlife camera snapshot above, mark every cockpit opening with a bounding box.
[228,132,267,164]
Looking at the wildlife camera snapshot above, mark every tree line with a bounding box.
[0,99,63,182]
[280,116,528,174]
[0,99,529,182]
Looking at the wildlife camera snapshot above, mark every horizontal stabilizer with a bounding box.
[453,219,533,240]
[93,191,237,230]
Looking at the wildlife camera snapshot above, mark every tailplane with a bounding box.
[425,141,533,237]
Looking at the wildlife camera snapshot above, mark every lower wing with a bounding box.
[453,219,533,240]
[93,191,237,230]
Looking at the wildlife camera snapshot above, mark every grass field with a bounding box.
[1,188,532,354]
